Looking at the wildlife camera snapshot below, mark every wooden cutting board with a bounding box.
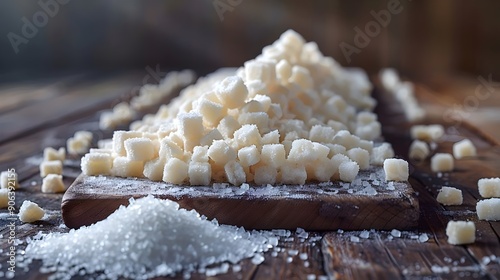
[61,167,419,230]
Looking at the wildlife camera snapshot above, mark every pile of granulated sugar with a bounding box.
[22,196,275,279]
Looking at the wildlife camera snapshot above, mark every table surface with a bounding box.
[0,72,499,279]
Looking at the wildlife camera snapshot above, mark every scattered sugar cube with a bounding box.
[478,178,500,198]
[281,162,307,185]
[196,98,225,126]
[191,146,209,163]
[124,137,155,161]
[40,160,63,177]
[410,124,444,142]
[453,139,476,159]
[163,158,188,184]
[383,158,409,181]
[476,198,500,221]
[41,174,65,193]
[431,153,454,172]
[81,153,112,176]
[408,140,429,161]
[111,157,144,178]
[1,170,19,189]
[446,221,475,245]
[19,200,45,223]
[67,137,89,155]
[436,187,463,206]
[43,147,66,162]
[233,125,261,149]
[339,161,359,182]
[74,130,93,142]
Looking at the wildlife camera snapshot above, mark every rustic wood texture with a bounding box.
[61,171,418,230]
[0,73,499,280]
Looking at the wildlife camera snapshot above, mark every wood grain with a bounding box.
[61,171,419,230]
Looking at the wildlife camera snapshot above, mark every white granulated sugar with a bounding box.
[418,233,429,243]
[391,229,401,238]
[359,230,370,239]
[23,196,274,279]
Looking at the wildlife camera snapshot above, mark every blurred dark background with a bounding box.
[0,0,499,84]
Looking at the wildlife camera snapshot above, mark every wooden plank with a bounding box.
[0,73,142,144]
[61,170,419,230]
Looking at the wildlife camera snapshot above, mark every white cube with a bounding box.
[339,161,359,182]
[124,137,155,162]
[178,112,204,151]
[67,137,89,155]
[159,138,184,160]
[261,144,286,168]
[40,160,63,177]
[196,98,226,126]
[233,125,261,149]
[238,112,269,133]
[431,153,454,172]
[143,158,165,181]
[476,198,500,221]
[224,160,246,186]
[200,129,224,147]
[1,170,19,190]
[112,157,144,178]
[41,174,65,193]
[446,221,475,245]
[309,125,336,144]
[410,124,444,142]
[371,143,395,166]
[43,147,66,162]
[276,59,292,82]
[436,187,463,205]
[280,162,307,185]
[347,148,370,170]
[19,200,45,223]
[383,158,409,181]
[408,140,429,161]
[188,162,212,185]
[453,139,477,159]
[217,116,241,139]
[112,131,142,156]
[289,66,313,90]
[253,165,278,185]
[163,158,188,184]
[288,139,318,163]
[74,130,93,143]
[478,178,500,198]
[215,76,248,109]
[191,146,209,163]
[238,145,260,167]
[81,154,112,176]
[207,140,237,165]
[261,130,280,145]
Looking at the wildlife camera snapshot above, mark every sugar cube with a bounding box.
[446,221,475,245]
[339,161,359,182]
[124,137,155,161]
[431,153,454,172]
[40,160,63,177]
[163,158,188,184]
[81,154,112,176]
[41,174,65,193]
[112,157,144,178]
[383,158,409,181]
[43,147,66,162]
[19,200,45,223]
[452,139,477,159]
[436,187,463,205]
[408,140,429,161]
[478,178,500,198]
[476,198,500,221]
[347,148,370,170]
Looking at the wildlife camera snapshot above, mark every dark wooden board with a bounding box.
[61,169,419,230]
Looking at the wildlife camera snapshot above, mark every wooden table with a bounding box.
[0,72,499,279]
